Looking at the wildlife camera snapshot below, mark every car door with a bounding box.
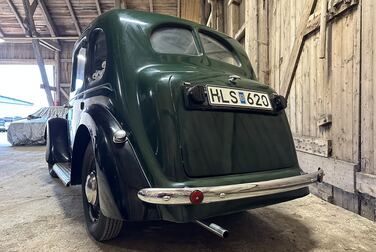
[67,39,88,148]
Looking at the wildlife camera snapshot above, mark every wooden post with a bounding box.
[319,0,328,59]
[22,0,54,106]
[149,0,154,12]
[54,51,61,105]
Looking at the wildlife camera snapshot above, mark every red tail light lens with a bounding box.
[190,190,204,204]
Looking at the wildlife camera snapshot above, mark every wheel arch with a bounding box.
[70,124,91,185]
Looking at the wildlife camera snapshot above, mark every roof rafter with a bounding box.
[6,0,28,34]
[64,0,81,35]
[38,0,58,37]
[95,0,102,15]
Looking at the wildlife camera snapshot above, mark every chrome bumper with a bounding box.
[137,169,324,205]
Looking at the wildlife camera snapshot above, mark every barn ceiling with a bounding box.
[0,0,180,39]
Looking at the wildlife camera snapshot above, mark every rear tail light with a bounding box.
[190,190,204,204]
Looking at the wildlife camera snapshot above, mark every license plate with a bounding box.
[207,86,272,110]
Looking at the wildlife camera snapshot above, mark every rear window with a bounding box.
[150,27,199,55]
[199,32,240,66]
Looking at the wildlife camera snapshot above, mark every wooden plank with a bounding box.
[356,172,376,198]
[297,151,357,193]
[258,0,269,84]
[279,0,317,98]
[38,0,59,37]
[177,0,181,17]
[6,0,27,34]
[361,0,374,175]
[95,0,102,15]
[318,0,328,58]
[64,0,81,35]
[228,0,239,37]
[293,135,332,157]
[149,0,154,12]
[234,23,245,41]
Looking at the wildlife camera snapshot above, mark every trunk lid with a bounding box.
[170,72,296,178]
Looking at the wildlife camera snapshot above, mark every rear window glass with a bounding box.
[199,32,240,66]
[150,28,199,55]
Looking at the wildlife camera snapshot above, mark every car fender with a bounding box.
[73,104,157,221]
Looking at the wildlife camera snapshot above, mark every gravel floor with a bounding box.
[0,139,375,252]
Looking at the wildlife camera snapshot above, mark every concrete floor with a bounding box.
[0,133,375,252]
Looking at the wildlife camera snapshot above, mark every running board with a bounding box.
[52,163,71,186]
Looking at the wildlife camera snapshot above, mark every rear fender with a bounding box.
[72,105,157,221]
[45,118,70,164]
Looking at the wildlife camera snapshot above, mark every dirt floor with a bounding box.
[0,134,375,252]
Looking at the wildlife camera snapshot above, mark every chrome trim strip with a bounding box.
[137,170,324,205]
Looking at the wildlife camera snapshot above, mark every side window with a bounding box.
[199,32,240,67]
[88,29,107,85]
[72,46,87,92]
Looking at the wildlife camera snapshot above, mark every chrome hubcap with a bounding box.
[85,172,98,205]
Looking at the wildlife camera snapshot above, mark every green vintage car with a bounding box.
[45,9,323,241]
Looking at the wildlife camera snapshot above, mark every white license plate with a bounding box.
[207,86,272,110]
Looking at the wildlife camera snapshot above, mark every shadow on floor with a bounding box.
[50,175,317,252]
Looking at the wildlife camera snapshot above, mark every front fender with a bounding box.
[78,105,158,221]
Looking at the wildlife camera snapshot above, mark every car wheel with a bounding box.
[48,163,58,178]
[81,142,123,241]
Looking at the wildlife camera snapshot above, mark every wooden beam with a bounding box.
[0,59,56,64]
[293,135,332,157]
[149,0,154,12]
[356,172,376,198]
[64,0,81,35]
[30,0,38,17]
[279,0,317,99]
[200,0,206,24]
[6,0,28,34]
[38,0,58,37]
[234,23,245,41]
[60,88,69,99]
[228,0,239,37]
[297,151,357,193]
[318,0,328,59]
[22,0,54,106]
[95,0,102,15]
[177,0,181,17]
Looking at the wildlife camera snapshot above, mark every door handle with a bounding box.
[80,102,85,110]
[64,104,73,109]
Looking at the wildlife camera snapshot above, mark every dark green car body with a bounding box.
[47,9,308,225]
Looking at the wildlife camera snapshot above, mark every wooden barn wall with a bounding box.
[223,0,376,219]
[268,0,360,165]
[180,0,201,23]
[361,0,376,176]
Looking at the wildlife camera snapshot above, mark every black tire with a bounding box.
[48,163,58,178]
[81,142,123,241]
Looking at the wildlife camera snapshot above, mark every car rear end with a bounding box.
[108,11,324,223]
